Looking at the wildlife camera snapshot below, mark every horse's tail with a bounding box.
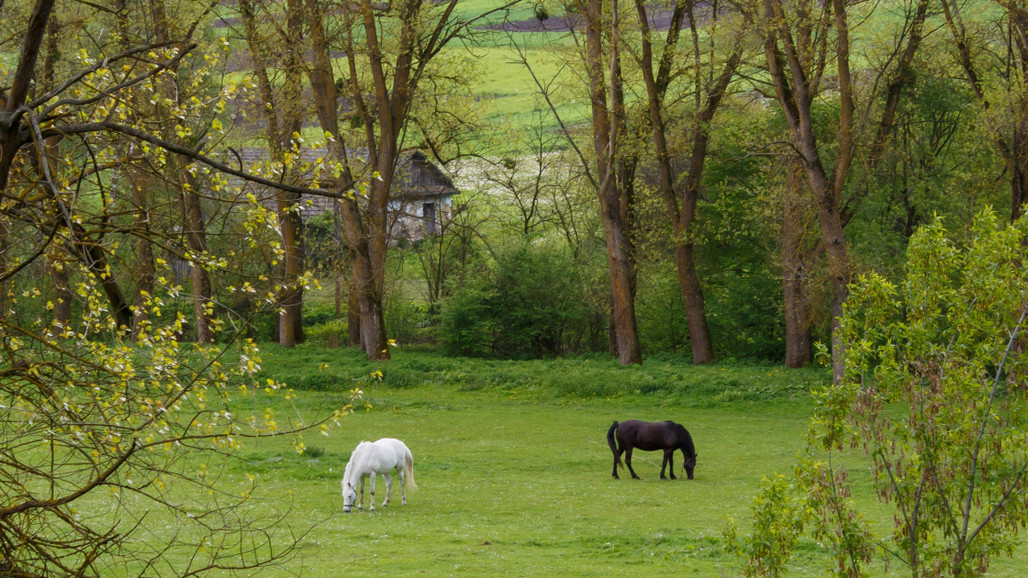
[607,421,622,468]
[404,447,417,490]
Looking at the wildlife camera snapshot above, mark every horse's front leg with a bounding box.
[662,449,676,479]
[381,472,392,507]
[358,477,365,511]
[368,473,376,512]
[625,447,640,479]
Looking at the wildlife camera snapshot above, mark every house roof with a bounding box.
[392,150,459,201]
[232,147,458,202]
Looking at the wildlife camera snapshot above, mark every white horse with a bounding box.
[341,438,416,513]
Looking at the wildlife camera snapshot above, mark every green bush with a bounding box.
[385,298,433,346]
[438,242,603,358]
[305,318,348,347]
[438,282,497,357]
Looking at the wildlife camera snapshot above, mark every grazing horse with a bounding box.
[341,438,416,513]
[607,420,697,480]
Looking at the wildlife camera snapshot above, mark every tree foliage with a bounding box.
[0,0,348,573]
[734,208,1028,576]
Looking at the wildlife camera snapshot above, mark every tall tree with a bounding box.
[633,0,740,364]
[574,0,643,364]
[509,1,648,364]
[941,0,1028,221]
[127,0,223,343]
[745,0,930,381]
[237,0,308,347]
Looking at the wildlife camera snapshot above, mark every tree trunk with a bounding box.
[942,0,1028,222]
[583,0,641,365]
[1010,120,1028,221]
[633,0,720,365]
[131,181,155,340]
[275,0,307,347]
[601,196,642,364]
[339,197,389,359]
[305,0,387,358]
[239,0,307,347]
[50,256,72,328]
[760,0,857,382]
[277,193,305,347]
[0,219,7,319]
[348,288,362,348]
[803,158,851,384]
[782,159,813,367]
[112,0,156,341]
[1012,10,1028,221]
[147,0,215,343]
[179,155,215,344]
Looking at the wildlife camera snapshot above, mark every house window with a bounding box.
[423,202,437,236]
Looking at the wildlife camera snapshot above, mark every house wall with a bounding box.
[388,195,454,241]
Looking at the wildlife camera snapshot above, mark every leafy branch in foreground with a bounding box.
[0,263,357,575]
[0,0,355,574]
[730,208,1028,577]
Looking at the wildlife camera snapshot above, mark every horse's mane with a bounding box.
[342,441,371,483]
[675,424,696,456]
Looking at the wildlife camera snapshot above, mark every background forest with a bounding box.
[2,0,1022,368]
[2,0,1028,575]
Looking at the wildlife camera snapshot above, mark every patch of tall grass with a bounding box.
[255,346,830,405]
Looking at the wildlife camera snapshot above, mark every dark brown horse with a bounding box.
[607,420,697,480]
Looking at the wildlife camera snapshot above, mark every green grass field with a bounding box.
[279,388,813,575]
[114,349,1022,577]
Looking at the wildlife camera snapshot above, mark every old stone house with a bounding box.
[237,147,459,242]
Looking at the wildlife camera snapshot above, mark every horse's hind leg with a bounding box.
[381,472,392,507]
[398,467,407,506]
[612,449,623,479]
[625,447,641,479]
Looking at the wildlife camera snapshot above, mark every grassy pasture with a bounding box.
[111,349,1020,576]
[277,389,815,576]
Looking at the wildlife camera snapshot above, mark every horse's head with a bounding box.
[342,479,357,513]
[676,425,697,480]
[684,452,697,480]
